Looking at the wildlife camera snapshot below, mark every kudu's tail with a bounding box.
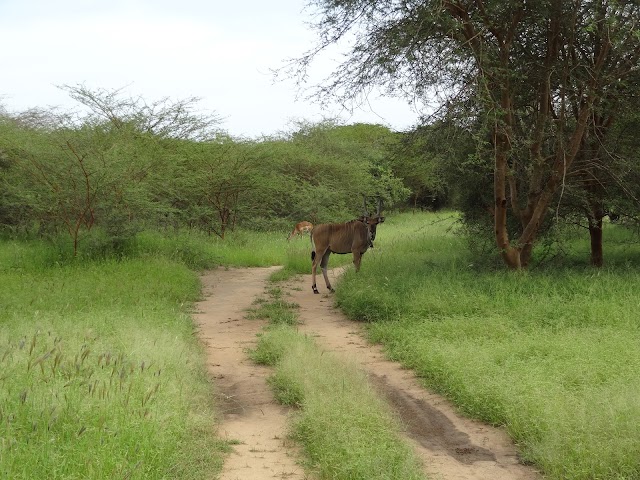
[310,230,316,261]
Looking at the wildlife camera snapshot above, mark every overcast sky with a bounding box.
[0,0,422,138]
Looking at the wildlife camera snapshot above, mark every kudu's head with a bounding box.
[359,197,385,244]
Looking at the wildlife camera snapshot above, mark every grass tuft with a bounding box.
[252,325,426,480]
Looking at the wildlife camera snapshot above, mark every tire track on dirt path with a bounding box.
[193,266,309,480]
[286,269,541,480]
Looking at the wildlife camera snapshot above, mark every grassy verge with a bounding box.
[0,223,357,479]
[248,287,426,480]
[11,210,640,479]
[1,227,303,270]
[0,241,227,479]
[335,212,640,480]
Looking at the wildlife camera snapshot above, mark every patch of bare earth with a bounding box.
[194,266,541,480]
[194,266,308,480]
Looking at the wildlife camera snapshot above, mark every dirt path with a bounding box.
[194,266,541,480]
[193,266,308,480]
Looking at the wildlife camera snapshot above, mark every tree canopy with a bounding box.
[294,0,640,268]
[0,87,407,253]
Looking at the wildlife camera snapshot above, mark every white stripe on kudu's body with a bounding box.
[310,198,384,294]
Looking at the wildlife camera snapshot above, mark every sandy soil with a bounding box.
[193,266,541,480]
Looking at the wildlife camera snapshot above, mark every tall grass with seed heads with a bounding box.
[0,243,226,479]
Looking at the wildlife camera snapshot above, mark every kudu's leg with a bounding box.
[320,251,334,292]
[352,251,363,272]
[311,247,326,294]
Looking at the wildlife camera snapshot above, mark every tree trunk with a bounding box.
[494,122,522,269]
[587,202,605,267]
[589,220,603,267]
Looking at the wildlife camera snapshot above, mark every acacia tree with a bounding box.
[0,86,225,253]
[62,84,224,142]
[0,111,158,254]
[293,0,640,268]
[174,140,258,238]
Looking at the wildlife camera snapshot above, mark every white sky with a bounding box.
[0,0,422,139]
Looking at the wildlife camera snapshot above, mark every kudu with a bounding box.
[311,197,384,294]
[287,221,313,241]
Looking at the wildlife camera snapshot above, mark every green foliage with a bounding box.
[391,121,474,211]
[1,94,412,253]
[600,111,640,225]
[336,211,640,480]
[0,116,166,253]
[165,138,260,238]
[249,121,410,225]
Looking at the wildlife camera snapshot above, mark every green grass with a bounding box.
[6,211,640,479]
[0,246,226,479]
[132,229,290,268]
[247,280,426,480]
[246,286,299,326]
[0,227,307,270]
[0,223,359,479]
[336,212,640,480]
[250,326,426,480]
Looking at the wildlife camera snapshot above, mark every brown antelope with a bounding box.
[287,221,313,241]
[311,197,384,294]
